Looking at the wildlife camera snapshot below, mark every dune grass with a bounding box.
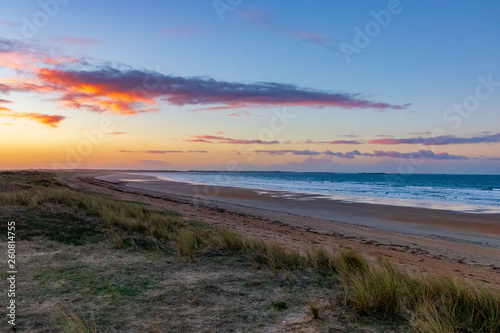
[2,171,500,332]
[56,307,97,333]
[337,253,500,332]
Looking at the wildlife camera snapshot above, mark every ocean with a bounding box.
[141,172,500,214]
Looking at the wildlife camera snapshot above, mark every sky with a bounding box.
[0,0,499,173]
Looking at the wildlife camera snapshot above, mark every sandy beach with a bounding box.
[61,170,500,285]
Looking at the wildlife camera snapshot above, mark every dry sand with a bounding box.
[60,171,500,286]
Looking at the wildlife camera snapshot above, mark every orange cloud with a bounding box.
[35,68,159,115]
[1,38,408,116]
[0,105,65,127]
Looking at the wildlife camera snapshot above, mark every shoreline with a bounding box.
[60,170,500,286]
[96,172,500,249]
[135,171,500,215]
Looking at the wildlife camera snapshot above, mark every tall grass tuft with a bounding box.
[412,278,500,332]
[334,251,369,276]
[338,253,500,332]
[218,229,245,254]
[341,259,407,321]
[176,229,205,261]
[56,308,97,333]
[308,248,336,275]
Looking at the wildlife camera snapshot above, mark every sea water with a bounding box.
[140,172,500,214]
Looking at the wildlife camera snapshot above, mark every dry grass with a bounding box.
[56,307,97,333]
[336,253,500,332]
[2,171,499,332]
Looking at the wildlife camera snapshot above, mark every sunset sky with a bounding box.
[1,0,499,173]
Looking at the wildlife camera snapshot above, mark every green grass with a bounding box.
[2,171,500,333]
[270,300,287,311]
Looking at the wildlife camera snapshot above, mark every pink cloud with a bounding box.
[51,36,102,46]
[235,9,334,50]
[186,135,279,145]
[227,111,250,117]
[296,139,362,144]
[0,20,15,27]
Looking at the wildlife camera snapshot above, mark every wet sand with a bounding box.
[61,171,500,285]
[97,172,500,248]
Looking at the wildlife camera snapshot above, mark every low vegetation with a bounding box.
[1,171,499,332]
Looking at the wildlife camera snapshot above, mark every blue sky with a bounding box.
[0,0,499,173]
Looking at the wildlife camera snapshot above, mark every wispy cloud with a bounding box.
[293,139,363,145]
[0,20,15,27]
[119,150,207,154]
[255,149,321,156]
[145,150,183,154]
[370,150,468,160]
[370,133,500,145]
[0,98,65,127]
[408,131,431,135]
[227,111,251,117]
[51,36,102,46]
[107,131,126,135]
[0,38,76,70]
[186,135,278,145]
[235,10,337,52]
[256,149,471,160]
[0,108,66,127]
